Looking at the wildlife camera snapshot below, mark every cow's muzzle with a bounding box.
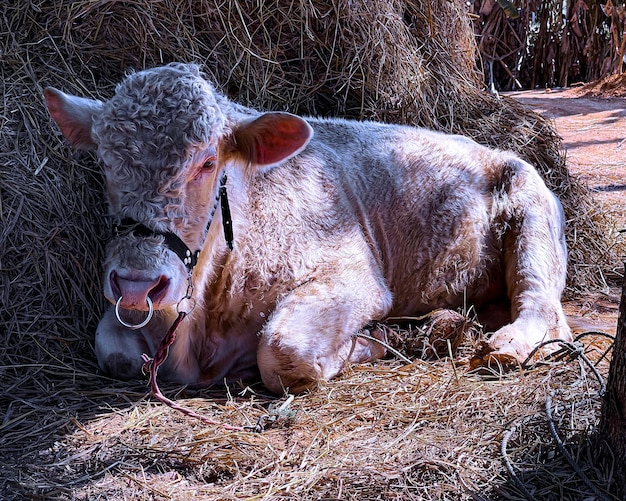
[109,172,233,329]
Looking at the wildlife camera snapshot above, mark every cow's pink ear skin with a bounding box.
[233,112,313,167]
[44,87,102,150]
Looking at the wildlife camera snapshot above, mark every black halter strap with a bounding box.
[112,173,233,273]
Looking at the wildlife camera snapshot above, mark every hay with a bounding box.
[576,73,626,98]
[0,0,621,499]
[1,335,616,499]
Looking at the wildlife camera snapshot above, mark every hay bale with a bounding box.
[0,0,615,378]
[0,0,614,357]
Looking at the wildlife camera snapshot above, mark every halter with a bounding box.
[113,172,233,329]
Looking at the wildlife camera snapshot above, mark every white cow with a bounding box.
[45,63,571,393]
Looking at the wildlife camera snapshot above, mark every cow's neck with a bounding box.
[187,169,245,315]
[193,171,279,328]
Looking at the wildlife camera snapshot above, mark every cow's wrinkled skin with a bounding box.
[45,63,571,393]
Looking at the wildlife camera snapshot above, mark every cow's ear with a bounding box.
[44,87,103,150]
[230,112,313,167]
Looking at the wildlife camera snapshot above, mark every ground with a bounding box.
[2,89,625,500]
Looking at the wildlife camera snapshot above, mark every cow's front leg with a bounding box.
[257,278,392,394]
[486,161,572,365]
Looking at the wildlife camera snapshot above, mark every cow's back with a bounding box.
[236,118,508,318]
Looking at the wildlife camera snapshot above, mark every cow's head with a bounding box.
[45,63,312,320]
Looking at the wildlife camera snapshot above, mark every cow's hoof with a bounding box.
[482,349,522,369]
[469,343,518,373]
[469,330,528,372]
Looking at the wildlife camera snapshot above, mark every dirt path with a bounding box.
[508,88,626,332]
[509,88,626,228]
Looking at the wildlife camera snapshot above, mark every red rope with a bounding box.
[141,311,246,432]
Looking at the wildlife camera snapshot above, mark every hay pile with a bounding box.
[0,0,621,499]
[576,73,626,98]
[2,333,617,500]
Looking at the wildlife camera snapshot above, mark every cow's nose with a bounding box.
[110,270,170,310]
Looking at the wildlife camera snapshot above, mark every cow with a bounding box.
[44,62,572,394]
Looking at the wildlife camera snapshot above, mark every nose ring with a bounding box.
[115,296,154,330]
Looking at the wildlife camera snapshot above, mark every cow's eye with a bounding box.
[202,159,215,171]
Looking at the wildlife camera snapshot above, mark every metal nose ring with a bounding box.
[115,296,154,330]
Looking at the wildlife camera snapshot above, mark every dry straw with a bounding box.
[0,0,620,499]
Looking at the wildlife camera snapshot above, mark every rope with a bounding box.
[141,311,247,432]
[502,332,615,499]
[522,338,608,396]
[501,423,539,501]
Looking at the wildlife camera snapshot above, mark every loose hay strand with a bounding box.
[353,331,413,364]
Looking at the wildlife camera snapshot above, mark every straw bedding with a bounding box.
[0,0,621,499]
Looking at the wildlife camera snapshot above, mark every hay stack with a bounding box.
[0,2,615,382]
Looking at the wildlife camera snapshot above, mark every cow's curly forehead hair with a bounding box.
[92,63,227,190]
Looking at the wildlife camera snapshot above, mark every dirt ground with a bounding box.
[509,88,626,334]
